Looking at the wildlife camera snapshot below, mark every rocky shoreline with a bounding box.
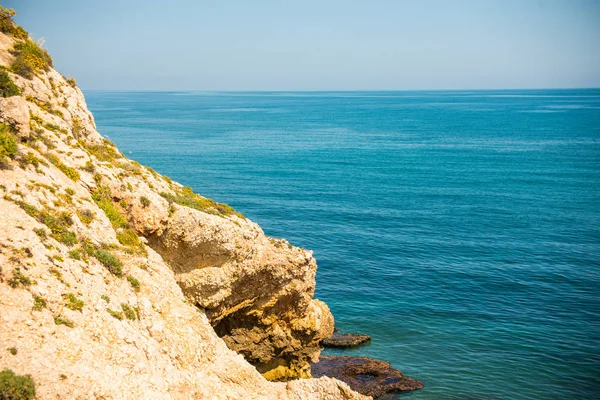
[313,330,423,398]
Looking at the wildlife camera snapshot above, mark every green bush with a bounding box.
[107,309,123,320]
[46,154,80,181]
[33,228,47,239]
[0,123,18,168]
[32,296,46,311]
[121,303,138,320]
[126,275,140,292]
[94,250,123,277]
[10,40,53,79]
[64,293,84,311]
[0,368,36,400]
[0,68,20,98]
[67,248,81,260]
[7,347,17,355]
[140,196,150,208]
[38,210,78,247]
[79,140,121,162]
[53,316,74,328]
[92,186,128,228]
[0,7,28,40]
[116,228,144,252]
[76,209,94,225]
[8,268,31,288]
[160,186,244,219]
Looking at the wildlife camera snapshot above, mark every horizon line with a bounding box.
[81,87,600,93]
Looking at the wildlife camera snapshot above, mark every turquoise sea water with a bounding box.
[85,90,600,400]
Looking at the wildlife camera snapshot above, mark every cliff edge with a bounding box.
[0,9,367,399]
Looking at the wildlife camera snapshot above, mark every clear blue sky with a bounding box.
[5,0,600,90]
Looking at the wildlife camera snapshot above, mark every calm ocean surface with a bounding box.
[85,90,600,400]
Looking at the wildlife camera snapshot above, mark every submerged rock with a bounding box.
[322,333,371,348]
[311,356,424,398]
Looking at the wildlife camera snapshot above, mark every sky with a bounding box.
[5,0,600,91]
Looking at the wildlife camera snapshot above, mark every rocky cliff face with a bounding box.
[0,15,367,400]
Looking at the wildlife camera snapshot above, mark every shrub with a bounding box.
[94,250,122,277]
[33,228,47,239]
[8,268,32,288]
[46,153,80,181]
[0,68,20,98]
[0,368,36,400]
[126,275,140,292]
[116,228,144,252]
[7,347,17,355]
[66,76,76,87]
[160,187,244,219]
[63,293,84,311]
[38,210,78,246]
[82,160,94,172]
[0,6,28,40]
[76,209,94,225]
[92,186,127,228]
[10,40,53,79]
[0,123,18,168]
[32,295,46,311]
[79,140,121,162]
[21,152,43,169]
[139,196,151,208]
[107,309,123,320]
[67,248,81,260]
[43,123,59,132]
[101,295,110,303]
[121,303,137,320]
[53,316,74,328]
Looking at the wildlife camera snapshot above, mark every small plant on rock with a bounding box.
[0,123,18,168]
[53,316,74,328]
[127,275,140,292]
[94,249,123,277]
[32,295,46,311]
[63,293,84,311]
[8,268,32,288]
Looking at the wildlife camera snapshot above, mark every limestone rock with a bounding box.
[0,27,364,399]
[0,95,30,138]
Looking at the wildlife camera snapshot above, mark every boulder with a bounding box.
[322,333,371,348]
[311,356,424,398]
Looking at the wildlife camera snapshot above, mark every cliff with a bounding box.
[0,10,368,400]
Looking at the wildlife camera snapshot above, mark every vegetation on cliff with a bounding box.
[0,8,366,399]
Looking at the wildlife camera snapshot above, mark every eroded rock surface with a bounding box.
[311,356,424,398]
[0,22,366,400]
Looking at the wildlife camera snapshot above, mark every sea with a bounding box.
[85,89,600,400]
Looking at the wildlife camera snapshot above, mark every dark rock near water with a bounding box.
[311,356,424,398]
[322,333,371,348]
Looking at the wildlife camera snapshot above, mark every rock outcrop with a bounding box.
[311,357,424,398]
[322,333,371,349]
[0,14,367,400]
